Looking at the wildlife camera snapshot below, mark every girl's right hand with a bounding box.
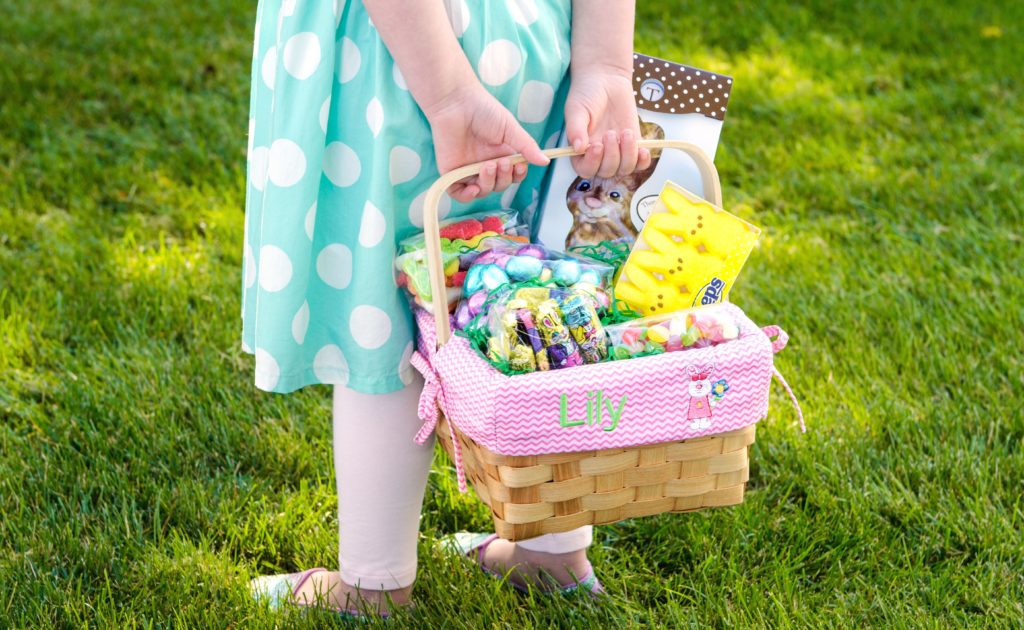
[424,85,550,203]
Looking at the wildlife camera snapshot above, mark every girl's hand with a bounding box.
[425,85,550,203]
[564,67,651,179]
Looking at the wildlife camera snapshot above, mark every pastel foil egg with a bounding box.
[578,269,603,286]
[473,250,499,266]
[516,244,546,258]
[552,260,582,285]
[467,290,487,315]
[463,265,486,295]
[505,255,543,281]
[481,264,509,292]
[454,302,473,329]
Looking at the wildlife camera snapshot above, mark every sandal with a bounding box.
[441,533,605,597]
[250,567,391,619]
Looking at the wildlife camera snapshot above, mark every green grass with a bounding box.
[1,0,1022,627]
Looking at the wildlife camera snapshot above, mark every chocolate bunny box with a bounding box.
[534,54,733,252]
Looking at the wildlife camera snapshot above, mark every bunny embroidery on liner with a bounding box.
[685,362,729,430]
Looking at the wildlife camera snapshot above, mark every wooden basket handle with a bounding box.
[422,139,722,347]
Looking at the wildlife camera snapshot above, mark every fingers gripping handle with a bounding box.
[422,139,722,347]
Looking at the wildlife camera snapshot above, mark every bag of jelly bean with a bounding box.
[452,241,615,330]
[394,209,528,313]
[604,303,740,360]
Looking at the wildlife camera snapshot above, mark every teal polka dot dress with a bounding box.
[243,0,572,394]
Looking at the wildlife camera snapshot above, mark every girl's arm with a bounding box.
[361,2,476,121]
[363,1,547,201]
[566,0,650,179]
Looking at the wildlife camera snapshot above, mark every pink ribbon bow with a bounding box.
[409,350,467,492]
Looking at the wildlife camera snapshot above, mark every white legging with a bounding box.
[333,379,593,590]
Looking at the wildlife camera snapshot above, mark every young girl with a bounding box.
[245,0,650,615]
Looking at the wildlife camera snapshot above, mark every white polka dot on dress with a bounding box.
[350,305,392,349]
[261,46,277,89]
[292,300,310,344]
[244,242,256,288]
[317,243,353,289]
[319,96,331,133]
[247,117,255,158]
[392,63,408,90]
[408,189,452,228]
[477,39,522,86]
[507,0,539,26]
[447,0,471,37]
[389,146,421,185]
[254,348,281,390]
[544,131,561,150]
[358,201,387,248]
[282,32,321,80]
[517,80,554,123]
[304,202,317,240]
[268,139,306,187]
[366,97,384,137]
[313,344,349,385]
[258,245,293,292]
[338,37,361,84]
[322,141,361,187]
[399,342,415,385]
[501,183,520,208]
[249,146,270,191]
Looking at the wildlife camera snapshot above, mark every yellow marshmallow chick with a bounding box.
[614,181,761,315]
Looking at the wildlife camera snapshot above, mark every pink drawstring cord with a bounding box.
[762,326,805,432]
[410,351,468,492]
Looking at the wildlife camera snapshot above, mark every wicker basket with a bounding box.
[437,416,753,540]
[418,140,765,541]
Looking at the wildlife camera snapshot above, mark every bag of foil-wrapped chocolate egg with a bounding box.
[452,240,614,332]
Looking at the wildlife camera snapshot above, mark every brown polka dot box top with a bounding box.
[633,53,733,120]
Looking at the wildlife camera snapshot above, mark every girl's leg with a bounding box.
[516,528,593,554]
[293,376,434,612]
[334,376,433,592]
[478,527,595,588]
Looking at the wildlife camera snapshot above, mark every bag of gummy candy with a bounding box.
[604,303,740,360]
[452,240,614,330]
[394,209,528,313]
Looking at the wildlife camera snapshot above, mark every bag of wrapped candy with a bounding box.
[472,285,609,375]
[395,209,528,313]
[604,303,740,360]
[452,241,615,330]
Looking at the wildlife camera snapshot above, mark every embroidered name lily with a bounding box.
[559,390,627,432]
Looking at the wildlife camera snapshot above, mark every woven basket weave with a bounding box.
[437,415,753,540]
[417,140,776,541]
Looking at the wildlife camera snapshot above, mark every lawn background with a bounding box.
[1,0,1022,627]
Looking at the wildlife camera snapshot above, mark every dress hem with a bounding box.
[246,351,418,395]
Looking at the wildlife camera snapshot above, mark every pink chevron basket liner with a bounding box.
[414,302,797,458]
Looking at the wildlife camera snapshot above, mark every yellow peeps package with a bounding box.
[614,181,761,316]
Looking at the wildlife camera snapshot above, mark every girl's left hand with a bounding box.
[564,67,652,179]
